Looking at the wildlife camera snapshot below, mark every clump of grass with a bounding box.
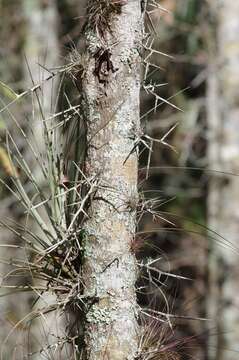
[137,320,182,360]
[0,67,92,356]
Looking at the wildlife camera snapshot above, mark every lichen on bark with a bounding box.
[78,1,143,359]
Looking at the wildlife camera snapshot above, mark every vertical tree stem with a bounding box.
[80,1,142,359]
[207,1,239,359]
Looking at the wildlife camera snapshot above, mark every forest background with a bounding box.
[0,0,239,359]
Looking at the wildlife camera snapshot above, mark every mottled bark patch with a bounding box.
[79,2,142,359]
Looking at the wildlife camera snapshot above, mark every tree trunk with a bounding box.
[24,0,60,117]
[79,1,143,359]
[23,0,61,357]
[207,1,239,359]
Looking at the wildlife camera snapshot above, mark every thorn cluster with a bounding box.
[86,0,127,37]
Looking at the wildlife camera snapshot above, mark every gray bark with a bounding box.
[24,1,61,358]
[79,1,143,359]
[207,1,239,359]
[24,0,60,121]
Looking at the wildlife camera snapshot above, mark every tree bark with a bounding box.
[207,1,239,359]
[24,0,60,117]
[79,1,143,359]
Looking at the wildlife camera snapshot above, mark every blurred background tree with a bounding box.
[207,1,239,359]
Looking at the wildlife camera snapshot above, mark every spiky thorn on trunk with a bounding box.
[85,0,127,37]
[76,0,143,359]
